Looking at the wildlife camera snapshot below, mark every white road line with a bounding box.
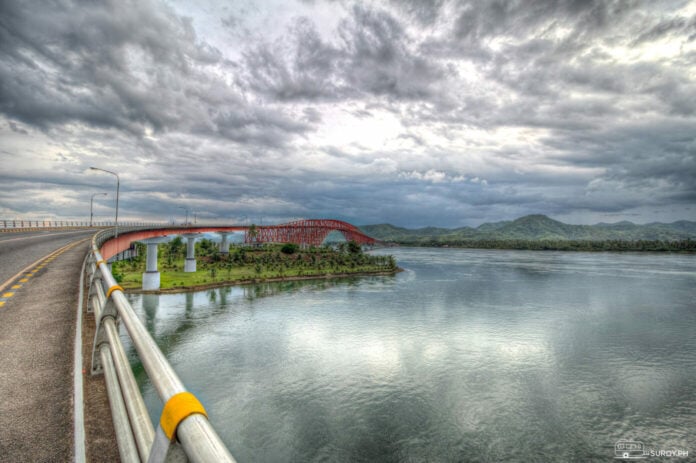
[73,253,87,463]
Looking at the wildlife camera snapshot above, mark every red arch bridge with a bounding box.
[99,219,377,261]
[247,219,376,247]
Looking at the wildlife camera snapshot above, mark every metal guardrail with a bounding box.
[0,220,163,231]
[0,219,161,233]
[1,219,98,229]
[86,227,236,462]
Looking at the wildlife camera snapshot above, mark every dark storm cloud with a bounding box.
[239,5,447,101]
[7,120,27,134]
[632,13,696,44]
[240,18,337,100]
[339,5,448,98]
[0,0,307,145]
[389,0,446,25]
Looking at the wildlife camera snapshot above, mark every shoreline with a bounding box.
[383,244,696,253]
[124,267,404,295]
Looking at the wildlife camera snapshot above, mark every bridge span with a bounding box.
[99,219,377,260]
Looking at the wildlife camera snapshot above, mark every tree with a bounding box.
[168,236,184,258]
[281,243,299,254]
[248,224,258,243]
[347,240,362,254]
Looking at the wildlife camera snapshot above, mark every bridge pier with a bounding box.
[183,234,197,272]
[219,232,230,254]
[142,237,169,290]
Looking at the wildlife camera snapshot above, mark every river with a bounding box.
[124,248,696,462]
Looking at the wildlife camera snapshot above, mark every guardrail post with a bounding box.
[91,281,123,375]
[87,259,104,314]
[147,393,205,463]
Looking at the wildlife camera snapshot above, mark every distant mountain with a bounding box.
[357,223,467,241]
[360,215,696,243]
[475,220,511,232]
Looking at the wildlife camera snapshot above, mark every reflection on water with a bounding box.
[124,248,696,462]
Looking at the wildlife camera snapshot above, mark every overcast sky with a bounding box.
[1,0,695,227]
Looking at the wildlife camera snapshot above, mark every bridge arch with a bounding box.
[245,219,376,247]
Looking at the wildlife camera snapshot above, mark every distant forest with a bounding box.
[361,215,696,252]
[383,239,696,252]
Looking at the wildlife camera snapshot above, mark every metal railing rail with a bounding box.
[86,226,236,462]
[0,220,164,231]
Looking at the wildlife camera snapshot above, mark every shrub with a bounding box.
[281,243,299,254]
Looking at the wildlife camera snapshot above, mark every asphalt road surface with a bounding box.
[0,228,119,462]
[0,229,97,285]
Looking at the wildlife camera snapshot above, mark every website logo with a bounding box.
[615,440,689,460]
[615,440,646,460]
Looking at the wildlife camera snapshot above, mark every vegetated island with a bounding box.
[112,237,399,293]
[361,214,696,252]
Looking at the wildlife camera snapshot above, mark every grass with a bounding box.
[112,244,397,291]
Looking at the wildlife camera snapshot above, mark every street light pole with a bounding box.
[90,192,108,227]
[178,206,189,226]
[90,167,120,238]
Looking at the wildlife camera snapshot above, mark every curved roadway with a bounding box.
[0,229,96,285]
[0,229,119,462]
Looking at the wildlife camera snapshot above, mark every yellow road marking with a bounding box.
[11,285,21,289]
[0,301,5,307]
[2,292,14,298]
[0,237,88,295]
[19,278,28,283]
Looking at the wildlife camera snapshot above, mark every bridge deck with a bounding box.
[0,237,118,461]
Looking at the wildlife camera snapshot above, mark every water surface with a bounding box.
[124,248,696,462]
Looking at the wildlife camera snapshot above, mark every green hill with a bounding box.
[360,215,696,244]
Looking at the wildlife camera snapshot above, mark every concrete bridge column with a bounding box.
[219,232,230,254]
[184,234,197,272]
[142,237,169,290]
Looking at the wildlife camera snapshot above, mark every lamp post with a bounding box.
[90,192,107,227]
[90,167,119,238]
[178,206,189,226]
